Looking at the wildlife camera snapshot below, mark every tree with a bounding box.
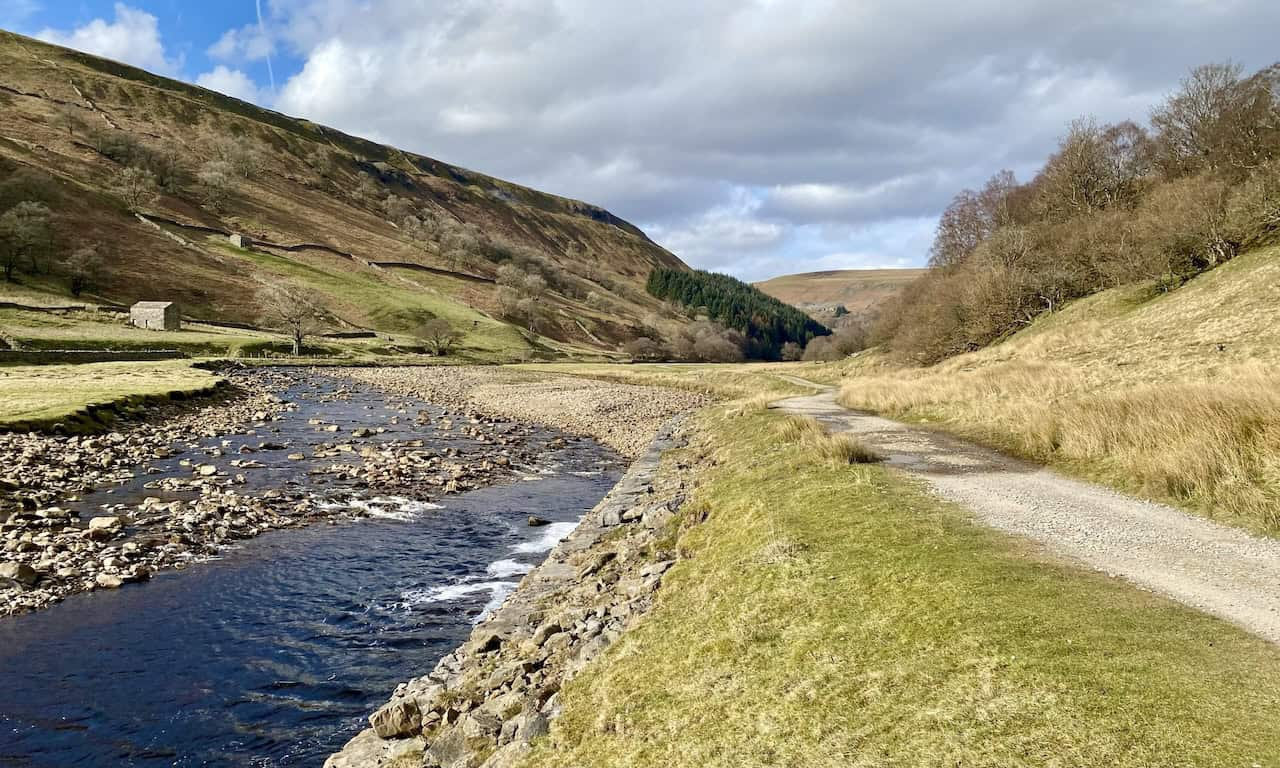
[780,341,803,361]
[623,336,665,361]
[197,160,236,211]
[113,166,158,210]
[55,106,86,138]
[306,148,337,178]
[65,244,104,297]
[1150,62,1280,179]
[0,201,53,281]
[645,267,828,359]
[215,139,262,179]
[421,318,461,355]
[383,195,416,225]
[258,284,324,355]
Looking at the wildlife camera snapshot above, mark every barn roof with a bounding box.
[131,301,175,309]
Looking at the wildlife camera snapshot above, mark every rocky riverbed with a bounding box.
[327,417,702,768]
[0,367,595,617]
[341,366,710,459]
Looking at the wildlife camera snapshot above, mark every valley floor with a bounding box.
[513,375,1280,767]
[331,363,1280,768]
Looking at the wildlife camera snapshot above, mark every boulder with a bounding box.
[370,698,421,739]
[0,561,37,586]
[95,573,124,589]
[526,515,550,527]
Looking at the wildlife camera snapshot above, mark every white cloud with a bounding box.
[208,25,275,63]
[37,3,179,75]
[195,66,267,105]
[213,1,1280,277]
[0,0,40,29]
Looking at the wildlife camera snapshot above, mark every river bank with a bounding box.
[341,366,710,459]
[327,416,697,768]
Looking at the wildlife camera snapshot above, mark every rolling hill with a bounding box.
[754,268,924,326]
[0,29,689,360]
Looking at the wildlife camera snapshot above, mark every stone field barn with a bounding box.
[130,301,181,331]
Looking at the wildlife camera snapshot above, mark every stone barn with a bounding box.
[130,301,181,331]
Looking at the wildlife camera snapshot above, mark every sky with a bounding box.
[5,1,1280,281]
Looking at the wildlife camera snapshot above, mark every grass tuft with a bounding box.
[776,414,883,466]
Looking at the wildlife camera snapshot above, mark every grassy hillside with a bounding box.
[754,268,924,326]
[838,244,1280,534]
[0,29,688,360]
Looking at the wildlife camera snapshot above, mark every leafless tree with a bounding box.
[258,283,324,355]
[420,317,462,355]
[66,243,104,297]
[114,166,159,210]
[197,160,236,211]
[215,138,262,179]
[0,201,53,281]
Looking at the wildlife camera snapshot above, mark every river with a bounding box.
[0,371,622,766]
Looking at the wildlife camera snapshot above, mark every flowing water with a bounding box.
[0,373,623,767]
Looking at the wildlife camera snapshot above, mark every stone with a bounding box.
[197,465,218,477]
[370,698,421,739]
[461,710,501,741]
[530,620,562,647]
[88,516,122,531]
[423,727,472,768]
[640,560,676,578]
[526,515,550,527]
[95,573,124,589]
[0,561,37,586]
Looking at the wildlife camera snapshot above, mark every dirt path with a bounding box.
[776,384,1280,645]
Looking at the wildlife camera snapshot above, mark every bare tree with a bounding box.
[215,139,262,179]
[306,148,337,178]
[55,106,86,138]
[197,160,236,211]
[258,284,324,355]
[0,201,53,281]
[114,166,159,210]
[622,336,665,361]
[420,318,462,355]
[66,243,104,297]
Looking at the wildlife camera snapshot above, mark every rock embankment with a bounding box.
[326,418,699,768]
[342,367,710,459]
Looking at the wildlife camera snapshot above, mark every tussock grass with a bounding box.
[776,414,883,466]
[841,349,1280,534]
[522,404,1280,767]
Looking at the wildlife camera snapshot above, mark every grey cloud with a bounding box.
[247,0,1280,278]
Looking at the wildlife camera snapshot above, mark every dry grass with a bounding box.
[521,404,1280,768]
[775,414,883,466]
[838,245,1280,535]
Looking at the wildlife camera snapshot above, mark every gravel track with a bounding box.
[778,386,1280,644]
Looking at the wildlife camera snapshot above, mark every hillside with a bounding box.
[0,30,688,360]
[837,243,1280,534]
[753,268,923,326]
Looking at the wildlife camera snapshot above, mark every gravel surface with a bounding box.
[341,367,710,459]
[779,387,1280,645]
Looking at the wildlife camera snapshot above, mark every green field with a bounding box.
[0,360,222,429]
